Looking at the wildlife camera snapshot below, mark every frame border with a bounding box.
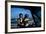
[5,1,45,33]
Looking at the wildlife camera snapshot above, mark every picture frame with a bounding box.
[5,1,45,33]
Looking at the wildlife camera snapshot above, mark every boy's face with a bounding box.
[19,15,23,18]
